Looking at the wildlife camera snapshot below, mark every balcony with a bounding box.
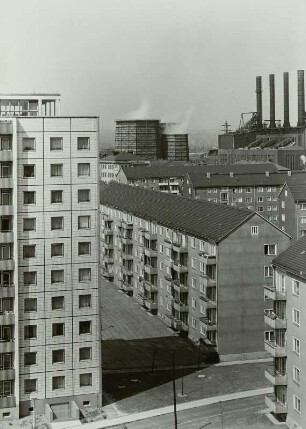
[264,310,287,329]
[202,337,217,347]
[0,340,15,353]
[164,314,174,328]
[144,299,158,312]
[144,248,157,258]
[173,300,188,313]
[0,260,15,271]
[0,284,15,298]
[104,229,113,236]
[172,280,188,293]
[0,311,15,324]
[0,395,16,409]
[264,341,286,357]
[264,284,286,301]
[173,262,188,273]
[265,366,287,385]
[104,242,114,250]
[265,393,287,414]
[164,275,172,284]
[144,281,158,293]
[200,295,216,308]
[0,368,15,380]
[122,282,133,293]
[173,319,182,331]
[172,242,188,253]
[103,256,114,264]
[122,266,133,276]
[121,237,133,245]
[122,252,133,261]
[207,278,216,287]
[0,178,13,189]
[200,317,217,331]
[101,268,114,279]
[144,232,157,241]
[144,265,158,275]
[121,221,133,230]
[135,294,145,306]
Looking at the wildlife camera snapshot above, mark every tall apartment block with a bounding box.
[264,237,306,429]
[0,94,101,420]
[100,182,290,361]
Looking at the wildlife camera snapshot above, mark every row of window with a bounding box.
[23,242,92,258]
[23,347,91,366]
[23,373,93,394]
[207,186,278,193]
[22,137,90,152]
[23,189,91,204]
[23,294,91,312]
[21,163,91,178]
[23,215,91,232]
[22,268,92,285]
[24,321,92,338]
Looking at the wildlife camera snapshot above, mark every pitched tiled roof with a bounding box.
[273,236,306,280]
[101,153,149,162]
[186,172,290,188]
[285,174,306,201]
[100,182,257,243]
[120,163,288,180]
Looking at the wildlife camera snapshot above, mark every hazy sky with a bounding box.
[1,0,306,132]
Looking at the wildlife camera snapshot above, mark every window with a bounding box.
[50,137,63,151]
[301,216,306,224]
[159,244,164,254]
[245,187,252,193]
[257,196,263,203]
[79,321,91,335]
[78,163,90,177]
[264,266,273,278]
[23,245,36,259]
[293,366,300,384]
[77,137,90,150]
[292,280,300,296]
[251,226,258,235]
[24,352,37,366]
[24,379,37,394]
[191,237,196,248]
[52,349,65,364]
[79,347,91,361]
[51,216,64,230]
[52,376,65,390]
[293,308,300,326]
[23,191,36,205]
[51,270,64,284]
[23,218,36,232]
[0,136,11,151]
[192,317,197,329]
[257,206,263,212]
[257,187,263,192]
[24,298,37,312]
[293,337,300,355]
[300,203,306,210]
[281,214,286,222]
[78,189,90,203]
[264,244,276,255]
[78,215,90,229]
[22,138,35,151]
[191,278,196,289]
[24,325,37,339]
[79,268,91,282]
[293,395,301,414]
[50,164,63,177]
[191,258,196,269]
[51,190,63,204]
[192,297,197,309]
[245,197,252,203]
[79,294,91,308]
[78,242,91,256]
[51,243,64,257]
[52,323,64,336]
[52,296,64,310]
[80,373,92,387]
[23,165,35,178]
[24,271,37,286]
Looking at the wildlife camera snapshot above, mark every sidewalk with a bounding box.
[66,388,272,429]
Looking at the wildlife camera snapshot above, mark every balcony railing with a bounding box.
[172,242,188,253]
[173,262,188,273]
[264,310,287,329]
[265,366,287,385]
[172,280,188,293]
[264,284,286,301]
[200,317,217,331]
[144,299,158,312]
[173,300,188,313]
[265,393,287,414]
[264,340,286,357]
[144,281,158,293]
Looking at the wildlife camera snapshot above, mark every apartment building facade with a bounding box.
[264,237,306,429]
[100,182,290,361]
[0,94,101,420]
[100,152,150,183]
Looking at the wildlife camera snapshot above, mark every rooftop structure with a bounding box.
[0,93,61,117]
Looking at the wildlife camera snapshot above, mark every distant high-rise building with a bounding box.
[0,94,101,420]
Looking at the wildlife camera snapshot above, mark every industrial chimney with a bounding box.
[256,76,262,127]
[269,74,276,128]
[297,70,305,127]
[283,72,290,128]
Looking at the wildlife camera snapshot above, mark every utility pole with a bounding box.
[172,352,178,429]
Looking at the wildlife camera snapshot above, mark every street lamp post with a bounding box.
[30,393,37,429]
[172,352,178,429]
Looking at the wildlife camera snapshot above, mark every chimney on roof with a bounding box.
[283,72,290,128]
[269,74,276,128]
[230,172,234,177]
[206,172,211,178]
[265,171,270,177]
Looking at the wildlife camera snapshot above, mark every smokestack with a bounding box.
[269,74,276,128]
[256,76,262,127]
[297,70,305,127]
[283,72,290,128]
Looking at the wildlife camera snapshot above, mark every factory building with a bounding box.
[100,182,290,361]
[264,237,306,429]
[0,94,101,421]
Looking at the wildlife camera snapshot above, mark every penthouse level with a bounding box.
[100,182,291,361]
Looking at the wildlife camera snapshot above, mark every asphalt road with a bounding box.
[107,395,285,429]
